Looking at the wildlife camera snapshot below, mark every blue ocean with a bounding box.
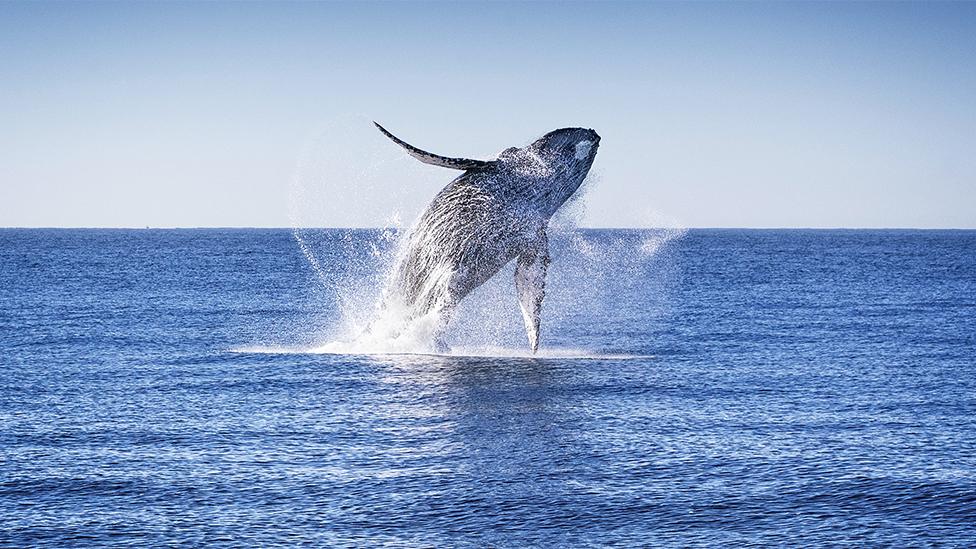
[1,228,974,547]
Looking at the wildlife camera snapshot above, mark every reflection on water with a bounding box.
[371,355,578,492]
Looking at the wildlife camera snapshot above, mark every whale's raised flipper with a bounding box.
[374,122,492,171]
[515,229,550,353]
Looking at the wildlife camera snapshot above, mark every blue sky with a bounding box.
[1,1,974,228]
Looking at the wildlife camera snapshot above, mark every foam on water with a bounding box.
[230,343,649,360]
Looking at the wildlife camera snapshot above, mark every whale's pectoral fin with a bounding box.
[374,122,493,171]
[515,231,550,353]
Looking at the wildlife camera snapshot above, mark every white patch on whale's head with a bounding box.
[574,140,593,160]
[533,128,600,166]
[489,127,600,215]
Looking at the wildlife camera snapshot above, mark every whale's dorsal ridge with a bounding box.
[374,122,492,171]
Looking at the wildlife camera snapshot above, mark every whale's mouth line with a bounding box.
[229,344,651,361]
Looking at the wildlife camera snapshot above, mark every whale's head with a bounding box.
[499,127,600,215]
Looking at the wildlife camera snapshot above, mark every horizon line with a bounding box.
[2,226,975,231]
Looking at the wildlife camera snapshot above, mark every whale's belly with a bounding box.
[394,179,531,314]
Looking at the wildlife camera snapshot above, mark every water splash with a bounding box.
[285,118,686,357]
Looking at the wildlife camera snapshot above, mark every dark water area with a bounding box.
[1,228,974,547]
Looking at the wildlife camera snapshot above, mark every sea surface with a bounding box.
[1,228,974,547]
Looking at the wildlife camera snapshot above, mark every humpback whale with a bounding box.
[374,122,600,352]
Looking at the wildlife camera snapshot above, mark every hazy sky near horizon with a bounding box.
[2,1,974,228]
